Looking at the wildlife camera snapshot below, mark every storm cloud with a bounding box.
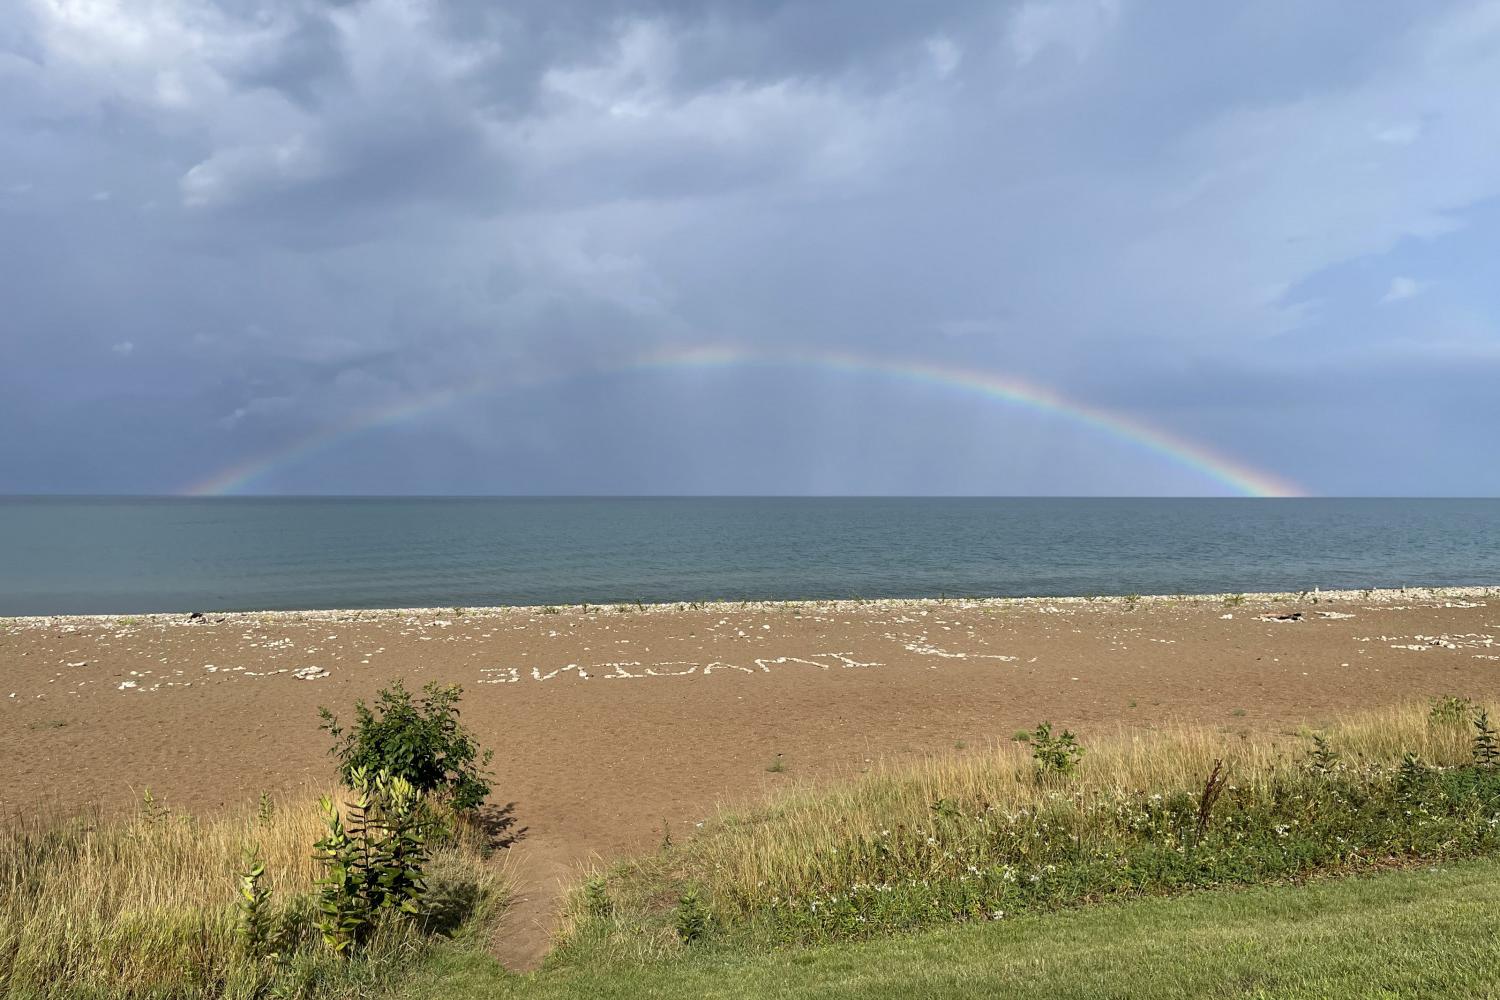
[3,0,1498,494]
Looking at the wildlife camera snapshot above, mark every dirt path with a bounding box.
[4,587,1499,967]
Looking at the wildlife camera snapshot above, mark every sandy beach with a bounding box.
[5,585,1500,964]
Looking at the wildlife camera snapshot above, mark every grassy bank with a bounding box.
[0,791,507,999]
[407,857,1500,999]
[566,699,1500,955]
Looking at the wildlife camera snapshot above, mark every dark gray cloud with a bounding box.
[2,0,1498,495]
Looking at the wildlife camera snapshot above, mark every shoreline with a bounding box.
[5,583,1497,629]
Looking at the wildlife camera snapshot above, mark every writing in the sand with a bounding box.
[477,652,881,684]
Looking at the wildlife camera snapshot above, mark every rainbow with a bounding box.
[183,346,1305,497]
[184,379,489,498]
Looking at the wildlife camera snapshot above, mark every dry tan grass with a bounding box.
[0,790,508,999]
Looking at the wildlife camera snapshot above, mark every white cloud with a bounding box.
[180,135,326,208]
[507,19,923,203]
[216,394,294,430]
[1374,120,1423,145]
[1380,276,1428,304]
[110,340,134,356]
[925,36,962,79]
[1007,0,1121,66]
[24,0,241,112]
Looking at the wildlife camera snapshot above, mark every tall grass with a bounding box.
[0,791,507,999]
[705,704,1476,892]
[570,701,1500,954]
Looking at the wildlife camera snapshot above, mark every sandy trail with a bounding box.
[5,587,1500,967]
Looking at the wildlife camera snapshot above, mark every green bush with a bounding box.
[1429,695,1475,727]
[314,768,439,955]
[320,680,494,812]
[1030,722,1084,779]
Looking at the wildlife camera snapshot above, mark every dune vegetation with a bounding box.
[6,695,1500,998]
[0,682,509,1000]
[0,789,507,999]
[560,698,1500,959]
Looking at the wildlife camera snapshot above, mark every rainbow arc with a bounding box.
[184,346,1305,498]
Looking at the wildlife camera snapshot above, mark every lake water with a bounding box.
[0,497,1496,616]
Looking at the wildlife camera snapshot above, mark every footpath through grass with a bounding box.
[405,857,1500,999]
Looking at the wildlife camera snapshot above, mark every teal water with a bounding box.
[0,497,1496,616]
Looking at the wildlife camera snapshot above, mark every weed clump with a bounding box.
[1305,733,1340,774]
[140,786,169,824]
[1430,695,1475,728]
[674,887,711,944]
[1030,722,1085,779]
[1472,711,1499,768]
[583,876,613,919]
[235,846,275,961]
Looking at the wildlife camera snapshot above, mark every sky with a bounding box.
[2,0,1498,496]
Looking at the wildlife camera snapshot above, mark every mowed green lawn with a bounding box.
[407,859,1500,1000]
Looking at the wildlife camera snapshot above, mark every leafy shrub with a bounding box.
[313,768,440,955]
[1030,722,1085,779]
[931,798,962,819]
[320,680,494,812]
[1430,695,1475,727]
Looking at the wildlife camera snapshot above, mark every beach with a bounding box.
[5,585,1500,965]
